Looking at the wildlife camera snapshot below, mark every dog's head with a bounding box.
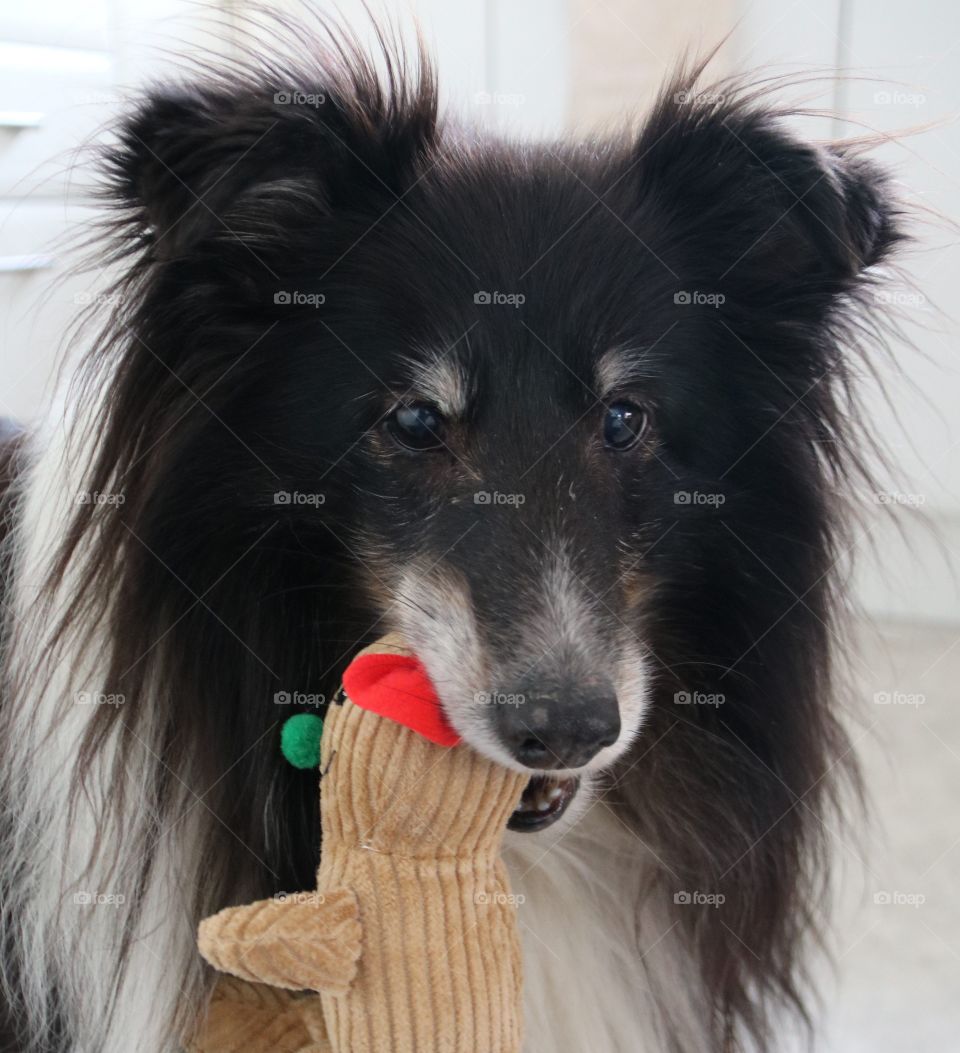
[101,43,898,836]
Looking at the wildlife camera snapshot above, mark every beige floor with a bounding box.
[808,621,960,1052]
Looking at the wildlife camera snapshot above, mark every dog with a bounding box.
[0,15,903,1053]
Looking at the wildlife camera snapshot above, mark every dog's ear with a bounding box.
[631,89,901,310]
[109,63,437,259]
[113,88,274,255]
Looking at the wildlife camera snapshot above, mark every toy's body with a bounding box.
[192,637,527,1053]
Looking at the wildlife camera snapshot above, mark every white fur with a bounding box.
[1,381,207,1052]
[505,800,711,1053]
[595,346,656,400]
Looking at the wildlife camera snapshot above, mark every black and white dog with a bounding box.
[0,16,902,1053]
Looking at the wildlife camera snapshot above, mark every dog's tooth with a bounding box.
[547,786,563,801]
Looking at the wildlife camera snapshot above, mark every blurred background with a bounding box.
[0,1,956,1049]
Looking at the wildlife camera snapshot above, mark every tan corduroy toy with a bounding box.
[190,636,527,1053]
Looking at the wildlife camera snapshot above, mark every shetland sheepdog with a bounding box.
[0,14,902,1053]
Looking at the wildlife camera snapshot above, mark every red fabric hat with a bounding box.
[341,651,462,747]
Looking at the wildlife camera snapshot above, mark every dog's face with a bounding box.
[276,163,675,828]
[336,167,677,795]
[114,60,896,830]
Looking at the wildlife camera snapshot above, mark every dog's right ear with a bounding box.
[110,61,437,259]
[112,87,270,256]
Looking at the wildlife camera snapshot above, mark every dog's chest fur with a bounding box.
[504,804,708,1053]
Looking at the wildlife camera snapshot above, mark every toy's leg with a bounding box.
[188,977,331,1053]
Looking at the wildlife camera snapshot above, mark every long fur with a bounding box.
[0,12,904,1053]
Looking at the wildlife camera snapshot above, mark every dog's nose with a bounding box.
[494,683,621,770]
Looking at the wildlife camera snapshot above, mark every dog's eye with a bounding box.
[603,402,648,451]
[386,403,445,451]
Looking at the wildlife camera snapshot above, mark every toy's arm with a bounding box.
[197,888,361,995]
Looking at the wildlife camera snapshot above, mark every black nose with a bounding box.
[494,681,621,770]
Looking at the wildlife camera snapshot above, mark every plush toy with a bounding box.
[189,635,527,1053]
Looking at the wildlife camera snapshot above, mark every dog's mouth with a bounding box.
[508,774,580,832]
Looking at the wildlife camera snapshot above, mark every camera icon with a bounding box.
[674,291,692,305]
[274,691,291,704]
[474,291,491,305]
[673,891,691,905]
[274,91,292,104]
[673,692,691,705]
[73,891,92,905]
[274,291,292,305]
[474,491,491,504]
[873,891,892,905]
[273,490,291,505]
[674,491,691,505]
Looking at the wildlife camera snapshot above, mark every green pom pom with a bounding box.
[281,713,324,769]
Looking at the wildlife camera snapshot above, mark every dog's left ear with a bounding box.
[632,92,901,306]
